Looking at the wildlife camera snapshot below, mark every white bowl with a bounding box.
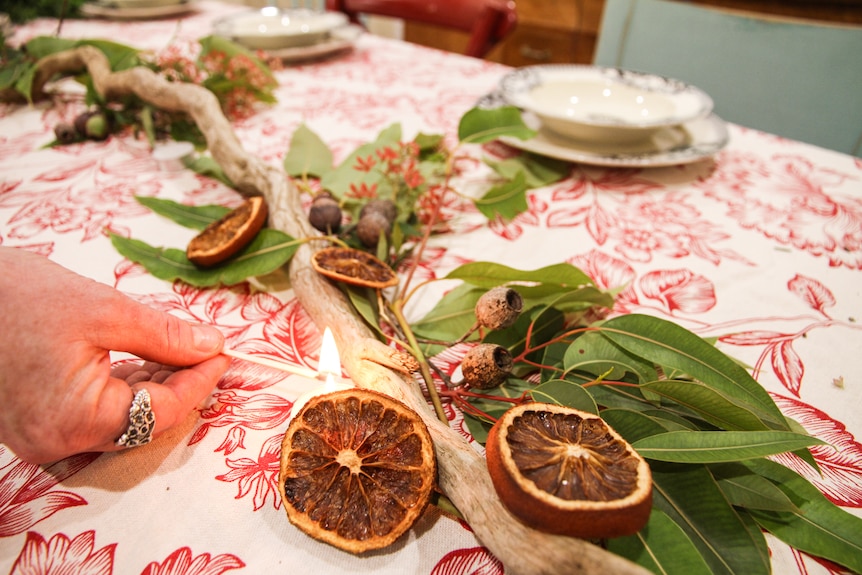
[499,65,713,144]
[106,0,186,8]
[214,8,348,50]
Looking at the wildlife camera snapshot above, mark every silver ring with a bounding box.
[115,388,156,447]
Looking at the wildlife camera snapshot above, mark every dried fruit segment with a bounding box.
[311,246,398,288]
[186,196,268,267]
[279,389,436,553]
[486,403,652,539]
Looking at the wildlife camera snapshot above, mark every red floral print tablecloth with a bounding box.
[1,3,861,574]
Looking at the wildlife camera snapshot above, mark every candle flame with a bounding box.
[318,327,341,379]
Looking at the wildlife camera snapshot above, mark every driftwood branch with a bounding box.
[30,46,649,575]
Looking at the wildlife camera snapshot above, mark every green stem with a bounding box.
[391,299,449,425]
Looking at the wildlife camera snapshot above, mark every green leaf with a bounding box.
[484,305,565,361]
[599,314,789,430]
[564,330,658,382]
[651,462,772,575]
[473,171,528,221]
[607,509,713,575]
[632,430,825,463]
[710,463,801,512]
[135,196,229,230]
[486,153,569,188]
[458,106,536,144]
[446,261,594,290]
[643,380,772,431]
[462,378,534,443]
[600,408,668,443]
[184,155,234,188]
[283,123,334,179]
[528,379,598,414]
[411,283,485,349]
[744,458,862,573]
[110,229,298,287]
[23,36,78,59]
[319,123,402,198]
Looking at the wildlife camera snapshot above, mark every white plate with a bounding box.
[213,8,349,50]
[497,109,729,168]
[499,65,714,145]
[81,0,197,20]
[266,25,361,63]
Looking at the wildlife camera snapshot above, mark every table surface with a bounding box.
[2,3,861,573]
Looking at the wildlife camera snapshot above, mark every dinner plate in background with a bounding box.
[266,24,361,63]
[81,0,198,20]
[213,8,349,51]
[496,109,729,168]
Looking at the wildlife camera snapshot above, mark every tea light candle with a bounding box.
[289,327,353,418]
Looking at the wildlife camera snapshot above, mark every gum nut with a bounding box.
[54,122,77,144]
[461,344,513,389]
[360,198,398,224]
[84,113,110,140]
[356,211,392,248]
[309,197,343,233]
[475,287,524,331]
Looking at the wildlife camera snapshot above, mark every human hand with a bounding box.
[0,247,230,464]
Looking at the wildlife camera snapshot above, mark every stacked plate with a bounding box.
[213,7,360,63]
[81,0,198,20]
[491,65,728,168]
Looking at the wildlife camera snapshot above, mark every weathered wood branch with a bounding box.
[30,46,649,575]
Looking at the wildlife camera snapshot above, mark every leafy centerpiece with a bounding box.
[2,33,860,575]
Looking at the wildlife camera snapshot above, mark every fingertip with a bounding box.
[191,323,225,354]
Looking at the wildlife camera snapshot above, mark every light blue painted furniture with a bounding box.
[593,0,862,157]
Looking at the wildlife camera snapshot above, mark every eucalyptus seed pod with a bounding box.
[356,210,392,248]
[475,287,523,331]
[54,122,77,145]
[461,344,513,389]
[309,192,343,233]
[360,198,397,224]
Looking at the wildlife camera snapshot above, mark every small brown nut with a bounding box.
[360,198,397,224]
[461,344,513,389]
[475,287,524,331]
[356,210,392,248]
[309,194,342,233]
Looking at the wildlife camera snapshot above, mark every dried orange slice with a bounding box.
[186,196,268,267]
[311,246,398,288]
[278,388,436,553]
[485,402,652,539]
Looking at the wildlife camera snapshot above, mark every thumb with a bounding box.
[92,293,225,366]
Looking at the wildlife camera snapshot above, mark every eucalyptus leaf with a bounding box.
[710,463,801,513]
[184,155,234,187]
[643,380,772,431]
[135,196,229,230]
[486,153,569,188]
[607,509,713,575]
[411,283,485,351]
[651,462,772,575]
[473,171,529,221]
[446,261,594,290]
[458,106,536,144]
[460,378,533,443]
[343,284,385,339]
[110,229,298,287]
[599,408,667,443]
[744,458,862,574]
[632,430,825,463]
[564,330,658,382]
[600,315,789,430]
[527,379,598,414]
[484,305,565,360]
[283,123,334,179]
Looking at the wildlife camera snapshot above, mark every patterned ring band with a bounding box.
[115,388,156,448]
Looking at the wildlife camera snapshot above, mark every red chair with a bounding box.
[325,0,518,58]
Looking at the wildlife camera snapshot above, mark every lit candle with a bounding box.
[289,327,353,418]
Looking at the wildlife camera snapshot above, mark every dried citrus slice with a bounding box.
[485,402,652,539]
[278,388,436,553]
[311,246,398,288]
[186,196,268,267]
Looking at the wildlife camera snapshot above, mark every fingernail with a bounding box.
[192,325,224,353]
